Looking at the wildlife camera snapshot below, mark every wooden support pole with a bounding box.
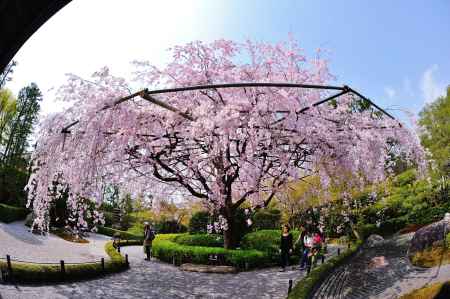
[101,258,105,273]
[140,90,195,121]
[60,260,65,281]
[6,254,12,279]
[288,279,293,294]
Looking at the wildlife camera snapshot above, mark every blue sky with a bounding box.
[7,0,450,123]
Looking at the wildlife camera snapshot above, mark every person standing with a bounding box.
[300,231,313,270]
[294,225,307,255]
[143,223,155,261]
[279,224,293,272]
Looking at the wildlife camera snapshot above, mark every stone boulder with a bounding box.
[368,256,389,269]
[409,219,450,255]
[364,234,384,248]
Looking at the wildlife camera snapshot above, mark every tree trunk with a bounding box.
[222,211,236,249]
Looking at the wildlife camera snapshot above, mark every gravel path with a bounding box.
[0,238,342,299]
[0,221,110,263]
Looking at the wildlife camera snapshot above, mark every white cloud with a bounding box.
[384,86,396,99]
[420,64,446,103]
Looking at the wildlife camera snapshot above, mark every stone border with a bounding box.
[180,263,237,274]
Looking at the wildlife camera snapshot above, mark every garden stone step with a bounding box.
[179,263,237,274]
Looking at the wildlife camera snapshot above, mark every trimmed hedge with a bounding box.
[97,226,143,241]
[0,203,28,223]
[0,241,130,284]
[173,233,224,247]
[152,234,272,270]
[287,240,363,299]
[241,230,302,262]
[252,209,282,230]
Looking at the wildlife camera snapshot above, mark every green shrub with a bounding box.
[103,211,114,227]
[240,229,300,263]
[0,241,129,284]
[97,226,143,240]
[0,203,28,223]
[287,240,363,299]
[173,233,224,247]
[189,211,211,234]
[155,220,187,233]
[152,234,274,270]
[252,209,281,230]
[241,229,300,251]
[356,223,378,239]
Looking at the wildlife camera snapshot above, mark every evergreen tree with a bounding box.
[0,83,42,203]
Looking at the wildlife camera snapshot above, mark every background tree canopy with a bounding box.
[419,86,450,176]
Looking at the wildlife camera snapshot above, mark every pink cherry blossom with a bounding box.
[25,38,426,247]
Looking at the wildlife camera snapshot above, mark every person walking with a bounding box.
[294,225,307,254]
[309,231,323,268]
[143,222,155,261]
[279,224,293,272]
[294,225,307,269]
[300,231,313,270]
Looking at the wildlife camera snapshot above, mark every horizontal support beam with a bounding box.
[145,82,345,95]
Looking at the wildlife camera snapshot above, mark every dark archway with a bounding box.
[0,0,72,73]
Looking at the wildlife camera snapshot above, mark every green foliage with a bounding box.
[189,211,210,234]
[240,229,300,263]
[419,86,450,175]
[124,210,154,236]
[154,219,187,233]
[287,240,363,299]
[103,211,114,227]
[151,234,273,270]
[0,241,129,284]
[0,83,42,204]
[173,233,224,247]
[252,209,282,230]
[97,226,143,240]
[0,203,28,223]
[357,169,448,237]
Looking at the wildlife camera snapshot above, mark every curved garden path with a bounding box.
[0,221,343,299]
[1,245,336,299]
[0,221,109,263]
[312,233,450,299]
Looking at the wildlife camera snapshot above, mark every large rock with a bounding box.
[409,218,450,255]
[364,234,384,248]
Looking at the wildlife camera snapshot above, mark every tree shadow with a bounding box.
[0,221,43,246]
